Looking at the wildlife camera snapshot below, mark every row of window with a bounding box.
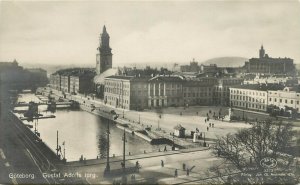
[105,81,130,88]
[183,92,211,97]
[231,95,266,103]
[231,89,266,96]
[269,98,299,105]
[232,101,265,110]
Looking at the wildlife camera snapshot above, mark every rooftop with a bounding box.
[230,84,285,91]
[105,75,150,81]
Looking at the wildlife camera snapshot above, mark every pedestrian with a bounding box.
[209,123,211,127]
[174,169,178,178]
[161,160,164,167]
[182,163,186,171]
[207,126,209,131]
[131,174,135,182]
[164,146,167,152]
[136,161,140,172]
[204,119,206,123]
[187,168,190,176]
[212,123,214,128]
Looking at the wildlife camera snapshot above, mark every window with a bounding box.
[269,98,272,101]
[291,100,293,104]
[280,99,282,103]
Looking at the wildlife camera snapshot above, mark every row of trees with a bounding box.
[267,105,298,119]
[212,120,299,184]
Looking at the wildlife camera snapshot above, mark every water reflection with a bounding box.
[97,117,108,159]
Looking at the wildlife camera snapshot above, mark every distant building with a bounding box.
[244,74,298,86]
[61,75,70,93]
[50,68,95,94]
[96,25,112,75]
[200,64,218,74]
[180,59,200,73]
[50,74,61,91]
[244,46,295,75]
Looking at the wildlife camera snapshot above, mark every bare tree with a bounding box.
[212,120,299,184]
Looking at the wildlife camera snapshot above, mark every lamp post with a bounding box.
[104,111,118,175]
[122,128,127,171]
[104,120,110,173]
[172,133,175,150]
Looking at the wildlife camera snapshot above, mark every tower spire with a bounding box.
[96,25,113,75]
[259,44,265,58]
[103,25,107,34]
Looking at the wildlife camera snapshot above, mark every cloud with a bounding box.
[0,1,300,65]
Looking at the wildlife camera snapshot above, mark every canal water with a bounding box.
[16,94,162,161]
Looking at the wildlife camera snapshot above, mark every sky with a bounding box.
[1,0,300,67]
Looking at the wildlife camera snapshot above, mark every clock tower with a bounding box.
[96,25,112,74]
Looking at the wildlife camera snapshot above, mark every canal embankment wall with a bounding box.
[8,111,61,163]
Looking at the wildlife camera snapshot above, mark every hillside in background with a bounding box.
[201,57,248,67]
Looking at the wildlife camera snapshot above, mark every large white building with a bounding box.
[230,85,270,112]
[268,87,300,111]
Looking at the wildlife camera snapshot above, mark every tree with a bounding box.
[212,120,299,184]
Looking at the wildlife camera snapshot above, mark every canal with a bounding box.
[15,94,162,161]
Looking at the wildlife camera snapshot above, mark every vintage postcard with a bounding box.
[0,1,299,184]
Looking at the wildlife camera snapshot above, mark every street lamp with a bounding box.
[104,110,118,175]
[122,128,127,172]
[172,133,175,151]
[104,120,110,173]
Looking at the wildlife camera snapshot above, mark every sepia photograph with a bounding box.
[0,0,300,184]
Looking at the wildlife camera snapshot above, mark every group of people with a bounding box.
[161,160,190,178]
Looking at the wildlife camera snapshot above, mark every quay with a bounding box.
[14,101,73,107]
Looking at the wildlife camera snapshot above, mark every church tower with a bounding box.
[259,45,265,58]
[96,25,112,74]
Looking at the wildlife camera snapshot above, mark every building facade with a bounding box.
[230,85,269,112]
[50,74,61,91]
[50,69,95,94]
[148,76,184,107]
[96,25,112,75]
[183,77,217,106]
[268,87,300,111]
[104,76,149,110]
[230,84,285,112]
[213,78,243,106]
[60,75,70,93]
[70,74,94,94]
